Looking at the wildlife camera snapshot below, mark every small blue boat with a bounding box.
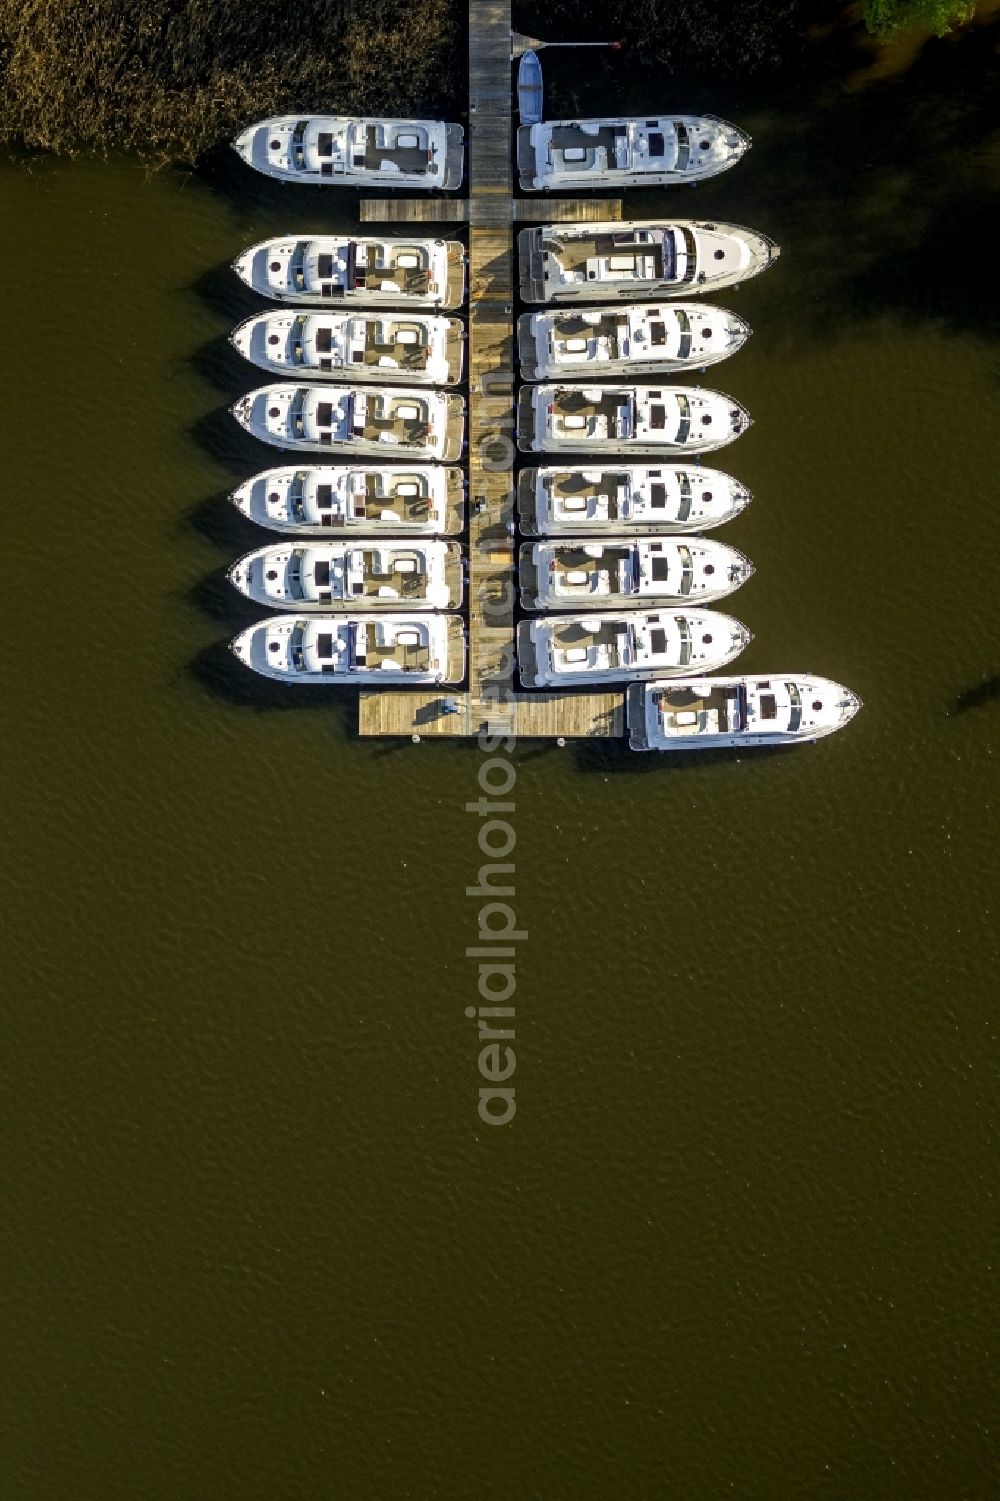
[517,50,543,126]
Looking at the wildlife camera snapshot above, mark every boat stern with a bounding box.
[441,124,466,191]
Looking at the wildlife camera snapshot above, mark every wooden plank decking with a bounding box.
[513,198,623,221]
[359,198,468,222]
[357,0,626,743]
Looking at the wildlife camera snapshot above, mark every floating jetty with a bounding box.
[358,3,625,741]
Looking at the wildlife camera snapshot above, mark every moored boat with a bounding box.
[230,465,464,535]
[518,50,543,126]
[518,302,750,379]
[228,540,463,611]
[517,383,751,455]
[517,464,751,535]
[628,675,862,750]
[231,116,464,189]
[518,220,779,303]
[519,537,753,609]
[230,613,467,684]
[231,236,466,309]
[517,608,751,687]
[231,384,465,461]
[230,310,464,385]
[517,115,748,191]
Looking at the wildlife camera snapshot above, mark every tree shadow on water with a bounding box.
[732,18,1000,346]
[538,8,1000,347]
[954,672,1000,714]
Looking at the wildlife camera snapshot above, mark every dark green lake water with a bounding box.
[2,18,998,1500]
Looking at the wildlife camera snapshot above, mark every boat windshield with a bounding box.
[675,393,691,445]
[787,683,802,732]
[677,476,692,521]
[291,120,308,171]
[288,549,306,600]
[679,227,699,284]
[676,121,690,172]
[677,617,692,666]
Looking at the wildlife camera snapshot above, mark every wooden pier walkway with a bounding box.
[359,197,623,224]
[359,198,467,222]
[357,0,626,742]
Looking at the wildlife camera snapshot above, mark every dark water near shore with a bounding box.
[2,16,998,1500]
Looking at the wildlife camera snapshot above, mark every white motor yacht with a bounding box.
[232,116,464,189]
[628,676,863,751]
[230,613,467,684]
[517,383,751,456]
[231,236,465,309]
[231,384,465,461]
[518,220,778,303]
[517,464,751,535]
[518,302,749,379]
[517,115,748,191]
[517,608,751,687]
[230,310,464,385]
[519,537,753,609]
[230,465,464,535]
[228,540,463,611]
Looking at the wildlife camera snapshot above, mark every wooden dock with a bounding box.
[359,198,622,224]
[513,198,622,221]
[357,0,626,743]
[359,198,467,222]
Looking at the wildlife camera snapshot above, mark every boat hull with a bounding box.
[232,116,464,189]
[517,610,751,687]
[517,115,749,191]
[231,237,466,309]
[627,677,863,750]
[230,612,467,684]
[517,303,750,379]
[517,222,779,303]
[516,465,752,535]
[519,538,753,609]
[230,311,464,386]
[518,51,543,126]
[516,384,752,456]
[231,384,465,462]
[228,540,464,611]
[229,465,465,535]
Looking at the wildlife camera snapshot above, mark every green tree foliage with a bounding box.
[863,0,976,36]
[0,0,462,161]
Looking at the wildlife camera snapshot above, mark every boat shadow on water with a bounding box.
[188,331,249,394]
[188,404,263,476]
[179,491,260,553]
[185,261,262,325]
[186,566,258,627]
[189,145,357,225]
[567,737,805,775]
[185,637,358,737]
